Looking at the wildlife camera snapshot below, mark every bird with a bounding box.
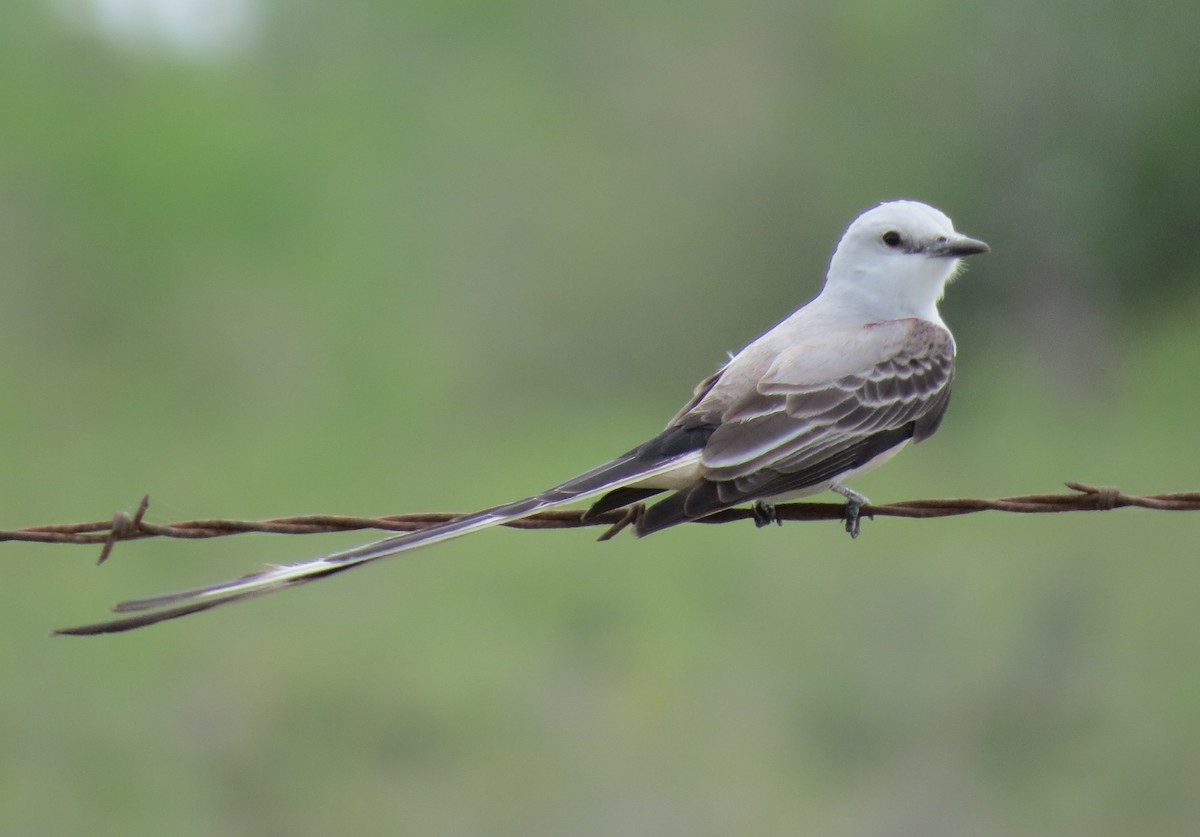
[58,199,988,635]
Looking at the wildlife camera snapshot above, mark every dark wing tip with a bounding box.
[582,487,666,521]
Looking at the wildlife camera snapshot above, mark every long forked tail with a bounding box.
[55,449,698,636]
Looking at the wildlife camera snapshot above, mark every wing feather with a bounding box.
[704,320,953,479]
[636,319,955,534]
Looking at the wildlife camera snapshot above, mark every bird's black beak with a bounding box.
[929,234,990,258]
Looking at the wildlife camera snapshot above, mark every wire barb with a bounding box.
[2,481,1198,565]
[97,494,150,565]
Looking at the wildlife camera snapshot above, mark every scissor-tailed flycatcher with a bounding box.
[59,200,987,635]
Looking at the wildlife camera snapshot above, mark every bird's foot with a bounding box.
[752,501,782,528]
[831,485,871,539]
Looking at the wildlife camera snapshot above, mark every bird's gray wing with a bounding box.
[635,319,955,534]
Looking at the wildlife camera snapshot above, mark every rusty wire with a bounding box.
[4,482,1198,565]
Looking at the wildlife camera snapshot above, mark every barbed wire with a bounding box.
[5,482,1198,565]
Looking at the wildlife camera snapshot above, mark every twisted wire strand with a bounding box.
[4,482,1197,565]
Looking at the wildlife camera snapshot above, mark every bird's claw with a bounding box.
[843,499,865,538]
[752,501,782,528]
[831,486,871,539]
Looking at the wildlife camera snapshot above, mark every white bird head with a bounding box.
[823,200,989,323]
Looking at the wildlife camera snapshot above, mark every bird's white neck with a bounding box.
[817,260,957,327]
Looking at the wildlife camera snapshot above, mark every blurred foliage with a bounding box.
[2,0,1199,834]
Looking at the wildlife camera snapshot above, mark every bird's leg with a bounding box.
[752,501,782,528]
[831,485,871,539]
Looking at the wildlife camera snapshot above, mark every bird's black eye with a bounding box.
[881,230,903,248]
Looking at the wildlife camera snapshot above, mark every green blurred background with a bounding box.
[3,0,1199,833]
